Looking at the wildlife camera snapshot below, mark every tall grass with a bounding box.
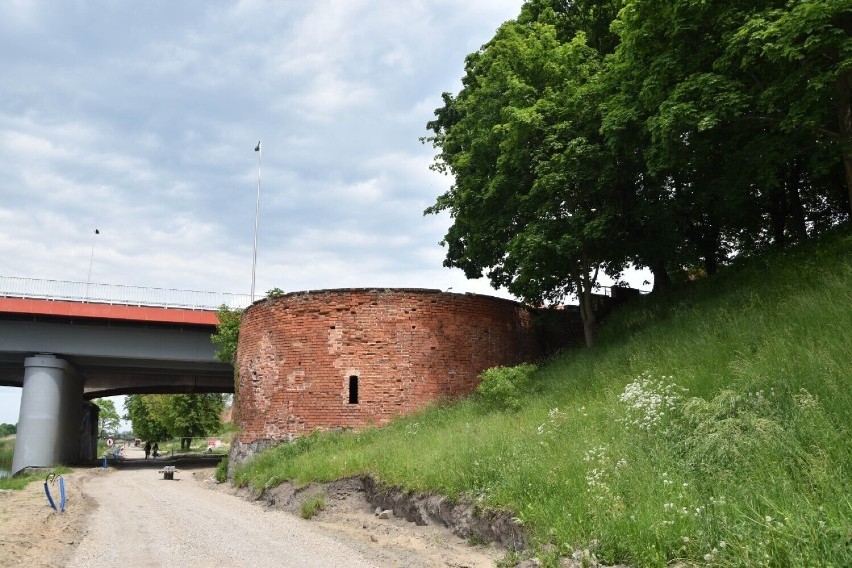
[0,436,13,476]
[234,229,852,567]
[0,465,72,491]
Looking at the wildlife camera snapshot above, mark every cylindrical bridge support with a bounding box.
[11,354,84,474]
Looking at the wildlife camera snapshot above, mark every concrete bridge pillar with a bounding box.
[11,354,84,474]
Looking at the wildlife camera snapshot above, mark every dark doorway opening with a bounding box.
[348,375,359,404]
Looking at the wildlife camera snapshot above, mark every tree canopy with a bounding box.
[92,398,121,436]
[211,305,242,365]
[124,394,225,444]
[425,0,850,346]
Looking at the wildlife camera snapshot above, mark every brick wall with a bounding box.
[233,288,582,447]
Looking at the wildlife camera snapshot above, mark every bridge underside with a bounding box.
[0,352,233,398]
[0,314,233,474]
[0,316,233,397]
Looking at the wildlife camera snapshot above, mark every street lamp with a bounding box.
[85,228,100,299]
[251,141,262,302]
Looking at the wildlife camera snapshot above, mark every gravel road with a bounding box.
[67,462,379,568]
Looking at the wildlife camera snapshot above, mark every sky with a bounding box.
[0,1,649,426]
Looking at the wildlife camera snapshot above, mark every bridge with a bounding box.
[0,276,251,474]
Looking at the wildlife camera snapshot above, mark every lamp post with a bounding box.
[251,141,262,302]
[85,228,99,299]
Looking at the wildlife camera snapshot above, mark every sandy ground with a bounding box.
[0,448,503,567]
[0,469,93,567]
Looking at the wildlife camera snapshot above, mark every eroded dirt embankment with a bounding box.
[241,475,631,568]
[229,475,508,567]
[246,474,525,546]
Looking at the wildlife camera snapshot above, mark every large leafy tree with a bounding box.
[724,0,852,215]
[425,4,624,347]
[124,394,169,442]
[165,394,226,449]
[606,0,849,269]
[427,0,848,331]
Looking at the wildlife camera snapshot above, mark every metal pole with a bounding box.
[251,141,262,302]
[85,229,99,299]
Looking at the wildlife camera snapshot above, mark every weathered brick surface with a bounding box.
[234,288,582,445]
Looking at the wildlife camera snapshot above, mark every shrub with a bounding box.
[215,457,229,483]
[476,363,539,411]
[677,389,788,479]
[266,288,285,299]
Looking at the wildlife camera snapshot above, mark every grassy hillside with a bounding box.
[234,229,851,567]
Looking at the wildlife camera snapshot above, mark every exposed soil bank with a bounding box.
[243,475,633,568]
[249,475,523,549]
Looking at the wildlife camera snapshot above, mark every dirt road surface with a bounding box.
[68,466,381,568]
[1,449,502,567]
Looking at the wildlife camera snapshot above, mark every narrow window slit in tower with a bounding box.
[348,375,359,404]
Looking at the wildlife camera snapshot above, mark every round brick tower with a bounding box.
[230,288,557,464]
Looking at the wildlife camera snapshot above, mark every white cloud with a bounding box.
[292,71,378,121]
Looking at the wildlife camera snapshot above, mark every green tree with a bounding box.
[425,5,624,346]
[92,398,121,436]
[606,0,849,270]
[164,394,225,449]
[124,394,169,442]
[124,393,225,449]
[723,0,852,215]
[427,0,848,347]
[211,305,242,365]
[0,423,16,437]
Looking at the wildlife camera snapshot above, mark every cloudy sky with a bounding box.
[0,0,536,425]
[0,0,535,296]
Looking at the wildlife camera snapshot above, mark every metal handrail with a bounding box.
[0,276,251,311]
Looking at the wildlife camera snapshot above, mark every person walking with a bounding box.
[144,441,151,460]
[152,443,159,459]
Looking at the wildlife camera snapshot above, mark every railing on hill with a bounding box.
[0,276,251,311]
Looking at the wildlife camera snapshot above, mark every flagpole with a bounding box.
[85,229,99,300]
[251,141,262,302]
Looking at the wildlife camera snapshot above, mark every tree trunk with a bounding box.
[576,264,599,348]
[650,259,671,293]
[787,157,807,242]
[700,223,721,276]
[768,181,787,248]
[578,288,596,348]
[836,69,852,215]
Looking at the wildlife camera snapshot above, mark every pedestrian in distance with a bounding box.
[152,443,159,459]
[144,441,151,460]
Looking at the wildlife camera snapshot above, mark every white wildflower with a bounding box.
[617,372,686,431]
